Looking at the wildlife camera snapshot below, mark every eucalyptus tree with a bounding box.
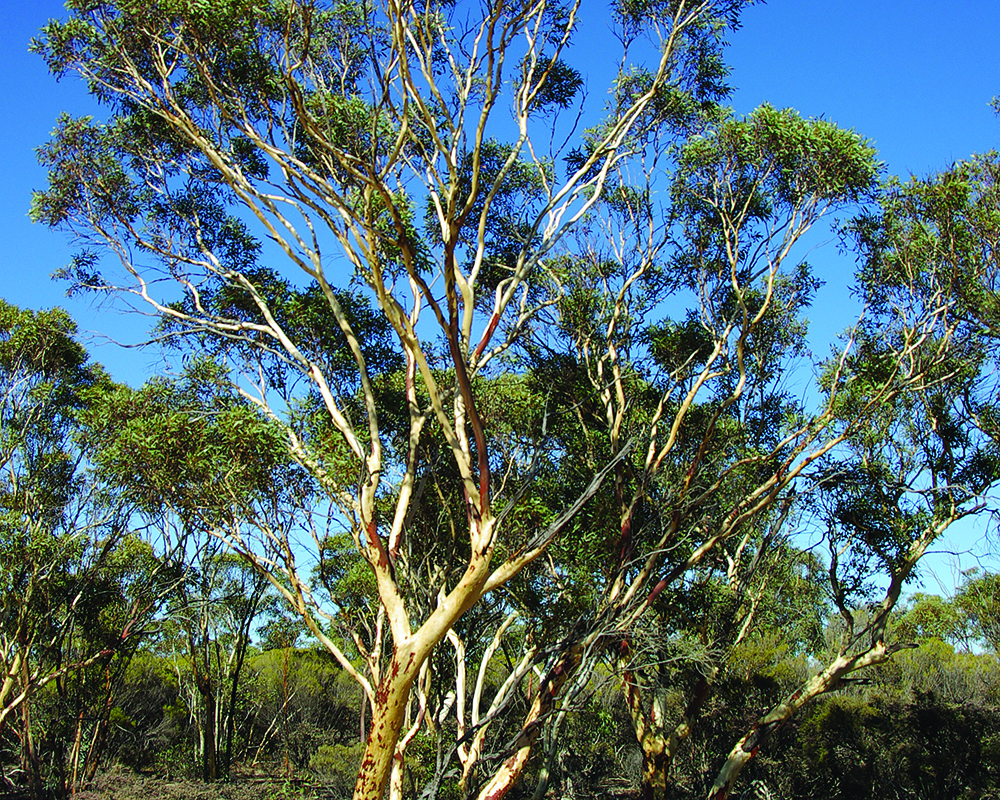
[157,546,275,782]
[28,1,988,798]
[954,570,1000,653]
[430,109,997,800]
[0,302,169,796]
[80,361,304,781]
[30,533,168,795]
[450,104,892,800]
[705,151,1000,799]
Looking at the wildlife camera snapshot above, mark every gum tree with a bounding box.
[453,104,931,800]
[31,2,752,796]
[0,302,168,796]
[28,2,988,798]
[706,150,1000,799]
[0,302,110,736]
[78,358,314,780]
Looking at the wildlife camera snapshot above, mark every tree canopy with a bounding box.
[12,1,1000,799]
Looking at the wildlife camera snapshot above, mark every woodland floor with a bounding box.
[1,770,340,800]
[0,770,643,800]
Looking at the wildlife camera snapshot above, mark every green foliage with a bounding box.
[894,593,964,645]
[678,104,879,212]
[82,359,300,519]
[0,301,105,523]
[525,56,583,112]
[851,153,1000,333]
[248,647,364,771]
[309,742,366,795]
[954,570,1000,653]
[105,651,184,771]
[791,691,992,800]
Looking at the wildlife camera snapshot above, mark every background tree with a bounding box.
[459,104,900,800]
[954,570,1000,654]
[706,148,1000,799]
[81,361,307,781]
[0,302,170,796]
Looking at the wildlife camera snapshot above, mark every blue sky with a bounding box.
[728,0,1000,172]
[2,1,998,584]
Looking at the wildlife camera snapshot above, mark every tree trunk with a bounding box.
[624,668,713,800]
[81,665,117,789]
[352,652,421,800]
[68,707,86,796]
[475,647,583,800]
[640,749,668,800]
[389,754,405,800]
[222,635,250,776]
[706,648,889,799]
[20,696,42,800]
[199,683,218,783]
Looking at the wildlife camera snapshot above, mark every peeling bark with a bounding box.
[475,647,583,800]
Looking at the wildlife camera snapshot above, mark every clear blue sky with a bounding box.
[2,0,998,581]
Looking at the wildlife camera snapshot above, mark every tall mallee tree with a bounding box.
[30,1,999,798]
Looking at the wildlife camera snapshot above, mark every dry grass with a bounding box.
[65,765,339,800]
